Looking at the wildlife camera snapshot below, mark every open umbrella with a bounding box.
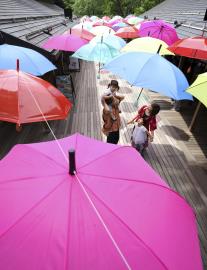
[72,39,120,64]
[139,20,179,46]
[0,66,72,125]
[186,72,207,130]
[0,44,56,75]
[90,26,115,36]
[42,34,88,52]
[90,33,126,50]
[68,27,95,41]
[121,37,174,55]
[0,133,202,270]
[104,52,192,100]
[115,26,139,39]
[168,37,207,60]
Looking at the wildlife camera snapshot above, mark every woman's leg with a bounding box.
[107,131,119,144]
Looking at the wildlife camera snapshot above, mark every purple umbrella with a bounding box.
[139,20,179,46]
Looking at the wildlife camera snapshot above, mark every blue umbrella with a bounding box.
[90,33,126,50]
[103,52,192,100]
[0,44,56,75]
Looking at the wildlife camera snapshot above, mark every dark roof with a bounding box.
[0,0,74,52]
[141,0,207,38]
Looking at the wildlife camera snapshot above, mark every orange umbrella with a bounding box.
[0,66,72,125]
[115,26,139,39]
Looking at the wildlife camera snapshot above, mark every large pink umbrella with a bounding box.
[0,134,202,270]
[139,20,179,45]
[42,33,88,52]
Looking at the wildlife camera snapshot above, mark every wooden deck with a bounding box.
[0,60,207,269]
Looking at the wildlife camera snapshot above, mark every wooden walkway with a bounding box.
[0,60,206,269]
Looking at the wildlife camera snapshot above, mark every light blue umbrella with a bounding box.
[90,33,126,50]
[72,41,120,64]
[0,44,56,75]
[112,22,128,31]
[104,52,192,100]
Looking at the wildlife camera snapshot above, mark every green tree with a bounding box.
[64,0,163,17]
[134,0,164,15]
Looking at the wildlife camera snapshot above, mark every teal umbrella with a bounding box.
[72,38,120,64]
[90,33,126,50]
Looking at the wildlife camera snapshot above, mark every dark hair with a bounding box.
[151,103,160,116]
[107,80,120,90]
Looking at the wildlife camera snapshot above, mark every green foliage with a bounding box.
[64,0,164,17]
[63,0,75,8]
[135,0,164,15]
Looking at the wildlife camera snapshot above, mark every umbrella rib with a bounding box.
[75,173,168,270]
[0,172,66,184]
[17,144,68,169]
[78,172,189,204]
[74,171,132,270]
[77,146,123,170]
[0,177,68,240]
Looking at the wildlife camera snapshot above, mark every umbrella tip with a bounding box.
[69,149,76,175]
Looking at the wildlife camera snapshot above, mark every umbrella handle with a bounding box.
[69,149,76,175]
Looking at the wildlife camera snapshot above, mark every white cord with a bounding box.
[74,171,132,270]
[23,77,68,164]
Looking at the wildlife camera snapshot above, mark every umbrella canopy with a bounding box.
[104,52,192,100]
[112,22,128,31]
[186,72,207,107]
[42,34,88,52]
[0,133,202,270]
[115,26,139,39]
[0,69,72,124]
[121,37,174,55]
[72,41,120,64]
[168,37,207,60]
[73,22,93,31]
[102,16,111,21]
[139,20,179,45]
[68,27,95,41]
[127,17,143,25]
[0,44,56,75]
[90,26,115,35]
[90,33,126,50]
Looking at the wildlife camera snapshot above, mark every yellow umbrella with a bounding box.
[186,72,207,130]
[186,72,207,107]
[121,37,174,55]
[90,26,115,36]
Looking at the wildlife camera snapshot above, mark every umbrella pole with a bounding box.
[188,101,201,131]
[69,149,76,175]
[135,87,143,106]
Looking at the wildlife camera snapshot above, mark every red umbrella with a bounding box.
[0,67,72,125]
[115,26,139,39]
[168,37,207,60]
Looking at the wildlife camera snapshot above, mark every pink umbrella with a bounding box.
[66,27,95,41]
[115,26,139,39]
[0,134,202,270]
[139,20,179,45]
[42,33,88,52]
